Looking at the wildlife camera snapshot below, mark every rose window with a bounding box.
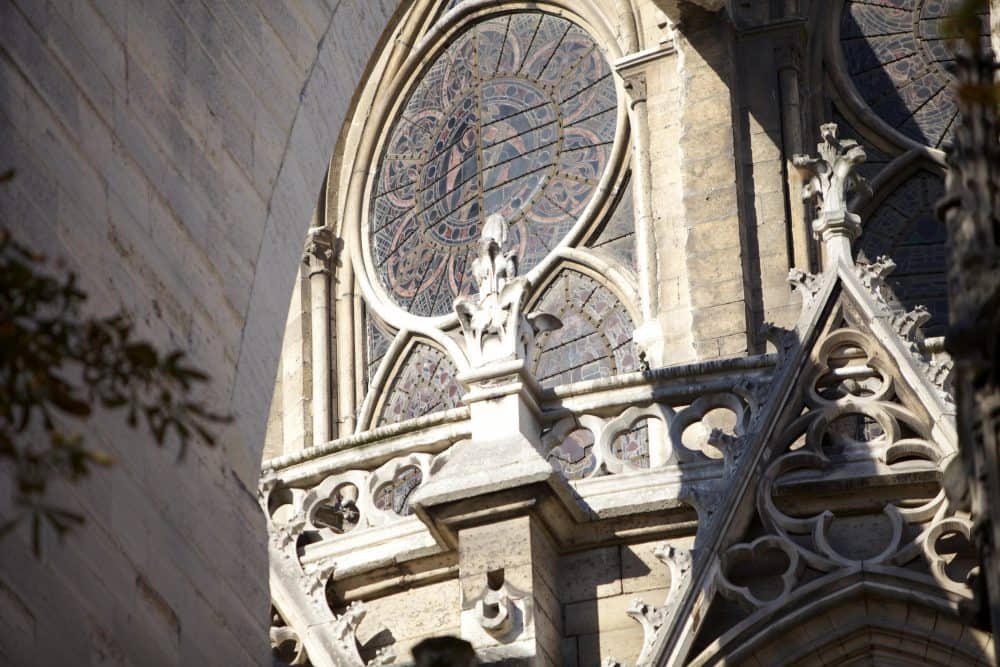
[369,12,619,316]
[839,0,990,148]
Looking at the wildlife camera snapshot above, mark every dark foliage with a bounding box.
[0,185,229,553]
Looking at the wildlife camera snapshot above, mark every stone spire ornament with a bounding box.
[454,214,561,367]
[793,123,872,264]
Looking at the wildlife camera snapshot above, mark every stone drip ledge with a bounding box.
[263,406,471,474]
[302,466,709,588]
[542,352,776,402]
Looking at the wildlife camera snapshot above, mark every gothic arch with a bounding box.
[366,336,464,429]
[526,260,641,388]
[857,159,950,336]
[689,574,990,666]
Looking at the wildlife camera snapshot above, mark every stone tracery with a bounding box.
[258,1,995,664]
[838,0,990,149]
[369,11,619,317]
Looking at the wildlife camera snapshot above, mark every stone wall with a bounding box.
[0,0,401,663]
[560,540,678,665]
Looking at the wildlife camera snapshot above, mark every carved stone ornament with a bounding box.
[262,481,386,667]
[454,214,561,367]
[303,225,336,275]
[793,123,872,263]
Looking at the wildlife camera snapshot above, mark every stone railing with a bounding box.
[260,352,776,578]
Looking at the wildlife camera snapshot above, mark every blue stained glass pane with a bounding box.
[857,170,949,336]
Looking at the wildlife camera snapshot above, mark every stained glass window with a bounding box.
[365,312,394,391]
[547,428,597,479]
[532,269,639,388]
[590,174,636,270]
[370,12,618,317]
[839,0,990,148]
[857,169,948,337]
[376,342,464,426]
[610,419,650,469]
[373,467,423,516]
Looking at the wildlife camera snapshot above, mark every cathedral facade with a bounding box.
[260,1,995,665]
[1,0,993,664]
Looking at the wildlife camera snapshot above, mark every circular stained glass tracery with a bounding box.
[839,0,990,148]
[370,12,619,317]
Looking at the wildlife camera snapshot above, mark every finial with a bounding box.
[470,213,518,304]
[454,215,559,367]
[793,123,871,264]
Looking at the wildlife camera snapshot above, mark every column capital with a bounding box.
[303,226,337,276]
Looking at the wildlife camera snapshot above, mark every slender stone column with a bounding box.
[335,254,356,436]
[304,226,335,447]
[617,53,672,367]
[775,43,812,272]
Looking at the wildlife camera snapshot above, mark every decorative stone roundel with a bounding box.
[839,0,989,148]
[370,12,619,316]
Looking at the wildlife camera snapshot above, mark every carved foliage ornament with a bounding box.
[454,214,561,367]
[793,123,871,258]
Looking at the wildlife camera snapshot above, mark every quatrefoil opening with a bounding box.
[718,536,802,610]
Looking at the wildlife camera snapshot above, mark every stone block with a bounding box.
[681,126,734,163]
[575,625,647,667]
[686,216,741,254]
[690,276,745,309]
[682,94,732,126]
[691,301,747,340]
[561,637,578,667]
[755,217,790,253]
[564,590,666,637]
[716,332,749,357]
[684,156,738,190]
[533,599,563,663]
[754,189,787,223]
[622,542,673,595]
[683,185,739,225]
[459,516,535,577]
[687,251,744,285]
[750,160,785,195]
[749,131,782,163]
[0,2,82,134]
[558,546,622,604]
[356,579,462,646]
